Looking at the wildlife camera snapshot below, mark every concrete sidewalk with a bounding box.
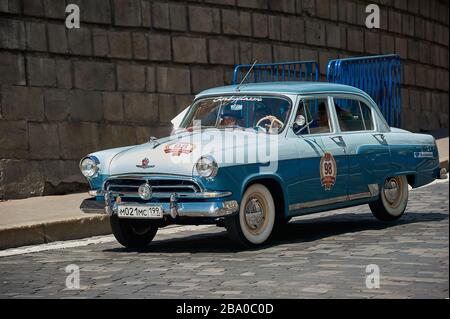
[437,137,449,170]
[0,137,448,250]
[0,193,110,250]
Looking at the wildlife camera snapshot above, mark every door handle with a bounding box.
[330,136,344,143]
[330,136,346,153]
[373,133,387,144]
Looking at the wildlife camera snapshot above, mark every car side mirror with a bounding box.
[295,115,306,126]
[292,115,309,135]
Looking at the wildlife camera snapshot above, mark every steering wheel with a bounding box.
[256,115,284,132]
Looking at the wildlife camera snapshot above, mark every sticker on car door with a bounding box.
[320,152,337,191]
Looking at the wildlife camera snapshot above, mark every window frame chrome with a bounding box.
[328,93,381,134]
[288,94,338,138]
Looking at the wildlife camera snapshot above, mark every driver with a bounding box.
[219,110,240,127]
[256,114,283,133]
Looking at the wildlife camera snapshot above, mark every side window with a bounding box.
[334,98,374,132]
[359,101,374,130]
[293,98,331,135]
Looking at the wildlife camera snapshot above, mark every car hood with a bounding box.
[108,128,278,176]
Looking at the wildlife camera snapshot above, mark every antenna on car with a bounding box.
[236,60,258,92]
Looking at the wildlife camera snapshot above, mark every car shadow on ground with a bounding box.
[104,211,448,254]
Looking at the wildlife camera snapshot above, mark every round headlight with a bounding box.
[79,157,99,178]
[196,155,218,178]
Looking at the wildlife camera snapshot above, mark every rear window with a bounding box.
[334,98,374,131]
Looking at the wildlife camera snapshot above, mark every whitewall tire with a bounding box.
[369,175,409,222]
[225,184,276,247]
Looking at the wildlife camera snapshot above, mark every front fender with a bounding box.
[241,173,285,198]
[194,163,290,217]
[241,173,290,218]
[83,145,135,189]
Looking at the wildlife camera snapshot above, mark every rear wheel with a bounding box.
[225,184,276,248]
[110,215,158,248]
[369,176,409,222]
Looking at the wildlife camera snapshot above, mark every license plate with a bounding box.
[117,205,163,219]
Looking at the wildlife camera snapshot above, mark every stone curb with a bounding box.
[0,215,111,250]
[436,137,449,171]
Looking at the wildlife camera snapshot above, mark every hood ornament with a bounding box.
[136,157,155,169]
[148,136,160,148]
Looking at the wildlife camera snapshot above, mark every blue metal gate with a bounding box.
[232,61,319,85]
[232,55,401,127]
[327,54,402,127]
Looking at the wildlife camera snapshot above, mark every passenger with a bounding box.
[334,103,352,131]
[318,103,328,128]
[219,111,240,127]
[310,102,330,134]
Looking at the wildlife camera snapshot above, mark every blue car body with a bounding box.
[80,81,441,222]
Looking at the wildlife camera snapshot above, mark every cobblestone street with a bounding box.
[0,180,448,299]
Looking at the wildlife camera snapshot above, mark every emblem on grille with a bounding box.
[136,157,154,169]
[138,183,152,200]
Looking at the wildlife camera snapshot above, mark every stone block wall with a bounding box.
[0,0,448,199]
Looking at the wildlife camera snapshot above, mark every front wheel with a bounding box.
[110,215,158,249]
[225,184,276,247]
[369,176,409,222]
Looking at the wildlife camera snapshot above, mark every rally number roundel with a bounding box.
[164,142,195,156]
[320,152,337,191]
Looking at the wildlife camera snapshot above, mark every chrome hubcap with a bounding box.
[384,177,400,205]
[244,197,265,231]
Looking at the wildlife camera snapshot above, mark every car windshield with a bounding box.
[180,96,292,134]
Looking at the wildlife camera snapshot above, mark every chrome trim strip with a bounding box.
[102,175,204,192]
[289,195,349,211]
[368,184,380,197]
[106,184,199,192]
[107,190,232,199]
[95,189,232,199]
[107,173,192,179]
[289,190,376,211]
[107,184,140,189]
[150,185,198,190]
[348,192,373,201]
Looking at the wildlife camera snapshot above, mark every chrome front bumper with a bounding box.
[88,189,233,199]
[80,194,239,219]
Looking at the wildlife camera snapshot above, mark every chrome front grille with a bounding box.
[104,177,202,197]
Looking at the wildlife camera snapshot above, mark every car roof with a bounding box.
[197,81,370,98]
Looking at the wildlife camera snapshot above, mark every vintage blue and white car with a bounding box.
[79,57,446,248]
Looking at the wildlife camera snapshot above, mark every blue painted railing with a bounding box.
[232,61,319,85]
[327,54,402,128]
[232,55,401,127]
